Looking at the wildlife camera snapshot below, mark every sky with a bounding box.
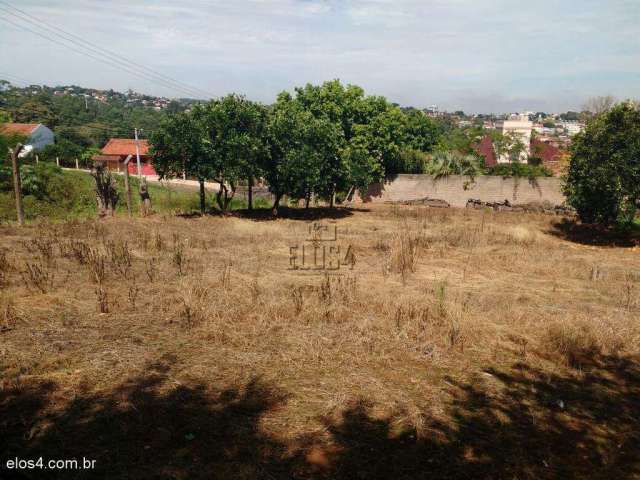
[0,0,639,113]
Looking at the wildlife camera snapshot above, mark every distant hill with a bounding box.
[0,80,200,153]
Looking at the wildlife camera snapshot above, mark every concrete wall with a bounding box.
[360,174,566,207]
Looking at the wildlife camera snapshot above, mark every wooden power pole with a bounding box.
[9,144,25,226]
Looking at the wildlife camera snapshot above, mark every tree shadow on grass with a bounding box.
[232,207,368,222]
[2,354,639,479]
[1,357,301,480]
[175,207,368,222]
[312,354,640,479]
[548,218,640,247]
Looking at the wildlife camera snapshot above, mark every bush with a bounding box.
[487,162,552,178]
[0,162,67,198]
[564,102,640,225]
[397,149,429,174]
[0,163,95,221]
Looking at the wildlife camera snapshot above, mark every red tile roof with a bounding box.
[101,138,150,156]
[475,135,497,167]
[0,123,40,136]
[530,138,560,163]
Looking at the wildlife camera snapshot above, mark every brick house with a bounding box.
[92,138,156,175]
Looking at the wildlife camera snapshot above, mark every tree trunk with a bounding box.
[92,163,119,218]
[305,191,310,210]
[215,183,225,211]
[223,182,236,212]
[345,186,355,203]
[330,183,336,208]
[272,193,282,216]
[10,144,25,226]
[199,178,206,215]
[248,176,254,211]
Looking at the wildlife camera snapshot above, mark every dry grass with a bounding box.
[1,204,639,478]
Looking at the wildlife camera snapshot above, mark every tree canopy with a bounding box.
[564,101,640,225]
[148,80,450,213]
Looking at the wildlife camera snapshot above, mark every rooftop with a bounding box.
[0,123,41,136]
[101,138,150,156]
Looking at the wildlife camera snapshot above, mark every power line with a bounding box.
[0,4,208,99]
[0,11,210,99]
[0,14,204,99]
[0,71,40,86]
[0,0,213,99]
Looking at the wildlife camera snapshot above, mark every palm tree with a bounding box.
[425,151,484,184]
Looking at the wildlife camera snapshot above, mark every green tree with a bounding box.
[0,109,11,123]
[79,146,101,169]
[14,99,57,127]
[355,106,407,176]
[150,112,210,214]
[265,93,340,213]
[435,126,485,156]
[40,138,82,166]
[196,94,269,212]
[0,132,26,164]
[403,109,443,152]
[564,101,640,225]
[490,131,528,164]
[291,81,368,204]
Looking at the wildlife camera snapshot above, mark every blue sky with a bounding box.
[1,0,638,113]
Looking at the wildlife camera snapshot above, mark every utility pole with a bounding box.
[10,144,25,226]
[134,128,142,178]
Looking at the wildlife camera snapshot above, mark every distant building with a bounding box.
[494,114,533,162]
[474,134,568,176]
[560,121,584,136]
[0,123,54,154]
[424,105,441,117]
[92,138,156,175]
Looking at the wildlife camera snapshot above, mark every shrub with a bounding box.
[487,162,552,179]
[0,165,95,221]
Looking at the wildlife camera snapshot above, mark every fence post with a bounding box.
[123,155,133,217]
[10,144,25,226]
[75,157,79,169]
[56,156,60,167]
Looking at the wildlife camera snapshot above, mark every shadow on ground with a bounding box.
[176,207,366,222]
[549,218,640,247]
[2,354,639,479]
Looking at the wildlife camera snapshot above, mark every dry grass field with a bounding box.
[1,204,639,479]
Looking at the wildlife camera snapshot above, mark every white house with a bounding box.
[495,114,533,163]
[560,121,584,136]
[0,123,55,154]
